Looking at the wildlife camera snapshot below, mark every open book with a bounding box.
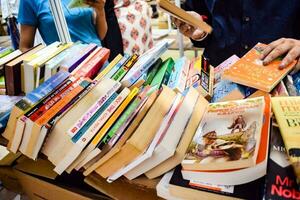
[157,0,213,33]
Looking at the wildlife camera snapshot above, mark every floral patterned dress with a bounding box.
[114,0,153,55]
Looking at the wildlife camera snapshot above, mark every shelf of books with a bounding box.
[0,37,300,199]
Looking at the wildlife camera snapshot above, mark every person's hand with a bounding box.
[84,0,106,13]
[172,11,207,41]
[260,38,300,74]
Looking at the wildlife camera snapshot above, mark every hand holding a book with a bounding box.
[172,11,207,41]
[260,38,300,74]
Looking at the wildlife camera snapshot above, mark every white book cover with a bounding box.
[0,49,22,66]
[107,94,183,182]
[125,88,199,180]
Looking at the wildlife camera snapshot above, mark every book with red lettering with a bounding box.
[264,124,300,199]
[223,43,296,92]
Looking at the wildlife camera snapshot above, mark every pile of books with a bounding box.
[0,40,300,200]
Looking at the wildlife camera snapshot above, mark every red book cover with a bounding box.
[74,48,110,79]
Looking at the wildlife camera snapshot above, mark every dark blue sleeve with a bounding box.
[18,0,38,26]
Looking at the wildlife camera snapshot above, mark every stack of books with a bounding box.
[1,40,300,200]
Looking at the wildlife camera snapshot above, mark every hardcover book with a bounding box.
[223,43,296,92]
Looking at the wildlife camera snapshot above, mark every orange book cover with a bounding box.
[223,43,296,92]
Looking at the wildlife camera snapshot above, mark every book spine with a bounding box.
[175,59,190,93]
[99,97,141,148]
[112,54,138,81]
[75,48,110,79]
[167,58,184,89]
[95,54,123,80]
[105,54,130,79]
[25,78,75,120]
[91,87,138,146]
[67,81,121,137]
[144,59,162,86]
[35,79,88,125]
[4,63,16,95]
[71,93,118,143]
[73,89,130,147]
[45,81,94,129]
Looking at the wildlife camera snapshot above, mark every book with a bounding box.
[0,95,23,133]
[145,95,209,179]
[143,58,162,86]
[42,78,119,164]
[108,93,183,182]
[214,55,239,86]
[223,43,297,92]
[68,0,88,8]
[271,96,300,184]
[95,54,123,80]
[44,43,84,81]
[182,96,271,185]
[60,43,97,72]
[76,87,153,171]
[4,44,45,95]
[157,0,212,33]
[182,97,265,171]
[111,54,138,81]
[156,171,182,200]
[264,124,300,199]
[0,49,22,75]
[212,80,246,103]
[18,78,90,159]
[121,40,169,87]
[53,88,131,175]
[0,48,14,59]
[168,57,190,93]
[4,71,69,145]
[105,54,131,79]
[65,87,138,173]
[83,90,159,176]
[94,86,176,178]
[35,43,73,88]
[124,88,199,180]
[73,48,110,79]
[0,76,4,89]
[150,58,174,88]
[169,165,264,200]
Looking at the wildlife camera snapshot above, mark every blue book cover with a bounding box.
[292,72,300,95]
[72,93,118,143]
[168,57,185,89]
[212,80,245,103]
[15,71,69,111]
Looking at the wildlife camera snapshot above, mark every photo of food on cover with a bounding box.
[183,97,265,171]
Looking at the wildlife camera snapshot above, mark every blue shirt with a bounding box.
[18,0,101,46]
[184,0,300,66]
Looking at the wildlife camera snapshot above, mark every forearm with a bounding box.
[19,25,36,52]
[95,9,108,40]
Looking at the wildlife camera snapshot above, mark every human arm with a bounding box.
[85,0,108,40]
[19,25,36,52]
[260,38,300,74]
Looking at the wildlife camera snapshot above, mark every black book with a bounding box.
[264,125,300,200]
[169,165,265,200]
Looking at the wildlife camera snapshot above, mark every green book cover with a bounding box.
[144,58,162,86]
[0,76,5,86]
[150,58,174,88]
[68,0,88,8]
[112,54,138,81]
[0,48,13,59]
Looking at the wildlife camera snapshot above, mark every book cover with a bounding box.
[264,124,300,200]
[3,71,69,142]
[105,54,130,79]
[182,97,265,171]
[212,80,246,103]
[151,58,174,88]
[74,48,110,79]
[214,55,239,86]
[95,54,123,80]
[68,0,88,8]
[144,58,162,86]
[271,96,300,184]
[223,43,296,92]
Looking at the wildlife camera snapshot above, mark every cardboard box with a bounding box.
[85,172,163,200]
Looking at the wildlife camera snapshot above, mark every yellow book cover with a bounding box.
[95,54,123,81]
[271,96,300,183]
